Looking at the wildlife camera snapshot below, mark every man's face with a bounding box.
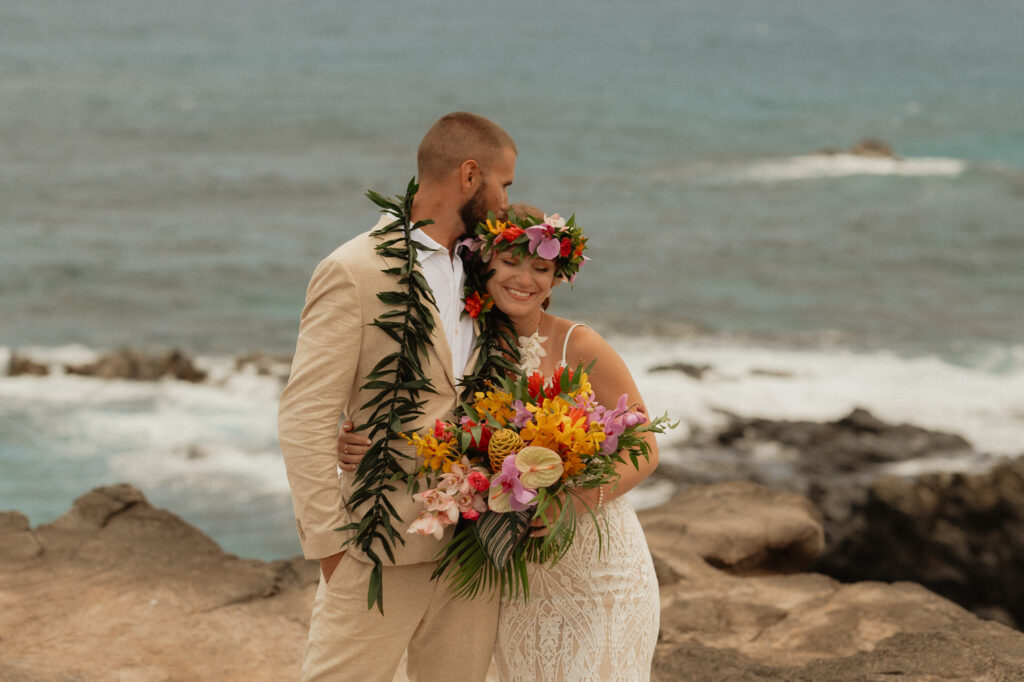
[459,146,516,235]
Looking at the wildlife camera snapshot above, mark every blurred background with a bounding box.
[2,0,1022,559]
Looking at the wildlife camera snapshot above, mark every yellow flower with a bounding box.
[485,219,507,236]
[568,371,593,400]
[471,390,516,427]
[401,432,460,472]
[519,396,572,450]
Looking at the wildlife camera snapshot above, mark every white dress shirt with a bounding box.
[411,229,475,379]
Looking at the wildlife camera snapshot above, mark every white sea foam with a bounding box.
[3,339,1022,546]
[614,336,1024,460]
[728,154,966,182]
[0,350,287,496]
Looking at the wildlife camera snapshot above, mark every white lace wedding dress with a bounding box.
[494,325,660,682]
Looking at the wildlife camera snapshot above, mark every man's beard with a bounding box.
[458,184,490,237]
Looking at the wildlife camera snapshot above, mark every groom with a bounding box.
[278,112,517,681]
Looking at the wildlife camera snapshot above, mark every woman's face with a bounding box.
[486,252,557,318]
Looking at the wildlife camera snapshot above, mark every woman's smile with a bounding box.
[504,286,537,300]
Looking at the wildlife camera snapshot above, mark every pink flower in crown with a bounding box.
[544,213,567,229]
[524,224,561,260]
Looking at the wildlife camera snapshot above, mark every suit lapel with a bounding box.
[461,317,482,380]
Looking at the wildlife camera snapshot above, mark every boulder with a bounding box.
[6,353,49,376]
[715,407,972,474]
[0,485,319,681]
[648,544,1024,680]
[815,456,1024,629]
[649,361,712,380]
[639,481,824,574]
[816,138,902,160]
[64,348,207,382]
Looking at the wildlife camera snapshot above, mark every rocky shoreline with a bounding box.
[5,347,1024,677]
[653,404,1024,630]
[7,346,1023,631]
[3,484,1023,680]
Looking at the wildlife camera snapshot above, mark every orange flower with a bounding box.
[464,292,493,319]
[495,224,524,244]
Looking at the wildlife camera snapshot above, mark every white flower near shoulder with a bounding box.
[516,331,547,375]
[543,213,566,229]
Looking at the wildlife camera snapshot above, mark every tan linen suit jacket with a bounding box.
[278,216,479,565]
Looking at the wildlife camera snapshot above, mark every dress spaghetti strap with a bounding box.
[560,323,590,366]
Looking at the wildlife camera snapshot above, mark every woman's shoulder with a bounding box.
[552,318,616,365]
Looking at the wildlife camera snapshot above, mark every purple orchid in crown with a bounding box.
[524,224,562,260]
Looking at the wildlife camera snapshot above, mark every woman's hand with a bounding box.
[337,420,371,472]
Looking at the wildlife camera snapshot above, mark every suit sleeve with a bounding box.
[278,255,363,559]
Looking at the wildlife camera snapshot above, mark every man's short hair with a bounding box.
[417,112,517,181]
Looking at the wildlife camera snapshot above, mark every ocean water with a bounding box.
[1,0,1022,559]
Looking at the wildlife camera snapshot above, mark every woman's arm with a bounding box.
[563,324,659,511]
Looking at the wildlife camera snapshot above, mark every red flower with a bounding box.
[559,237,572,258]
[433,419,452,440]
[546,366,574,399]
[467,471,490,492]
[495,225,524,244]
[527,371,544,400]
[464,292,493,319]
[462,509,481,521]
[461,419,493,450]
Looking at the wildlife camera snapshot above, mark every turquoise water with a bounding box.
[2,0,1022,358]
[2,0,1022,558]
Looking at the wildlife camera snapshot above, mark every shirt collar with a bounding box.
[411,228,467,261]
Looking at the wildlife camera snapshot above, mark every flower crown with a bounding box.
[469,209,588,282]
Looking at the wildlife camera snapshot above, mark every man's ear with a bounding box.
[459,159,481,194]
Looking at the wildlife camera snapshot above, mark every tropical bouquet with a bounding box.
[401,362,674,598]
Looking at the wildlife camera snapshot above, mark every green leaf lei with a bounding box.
[338,178,439,613]
[339,179,520,613]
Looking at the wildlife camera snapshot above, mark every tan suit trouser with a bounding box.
[302,552,499,682]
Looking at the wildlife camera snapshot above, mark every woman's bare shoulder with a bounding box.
[562,322,619,366]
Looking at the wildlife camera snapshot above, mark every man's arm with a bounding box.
[278,255,363,572]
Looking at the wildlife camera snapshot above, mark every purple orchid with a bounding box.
[489,454,537,512]
[592,394,648,455]
[511,399,533,428]
[524,224,561,260]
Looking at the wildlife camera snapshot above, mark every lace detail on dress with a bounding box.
[495,497,659,682]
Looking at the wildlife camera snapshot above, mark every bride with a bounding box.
[339,204,660,681]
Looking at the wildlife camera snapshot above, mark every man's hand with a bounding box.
[320,551,345,582]
[337,420,371,472]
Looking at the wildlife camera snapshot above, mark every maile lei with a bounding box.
[339,179,518,613]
